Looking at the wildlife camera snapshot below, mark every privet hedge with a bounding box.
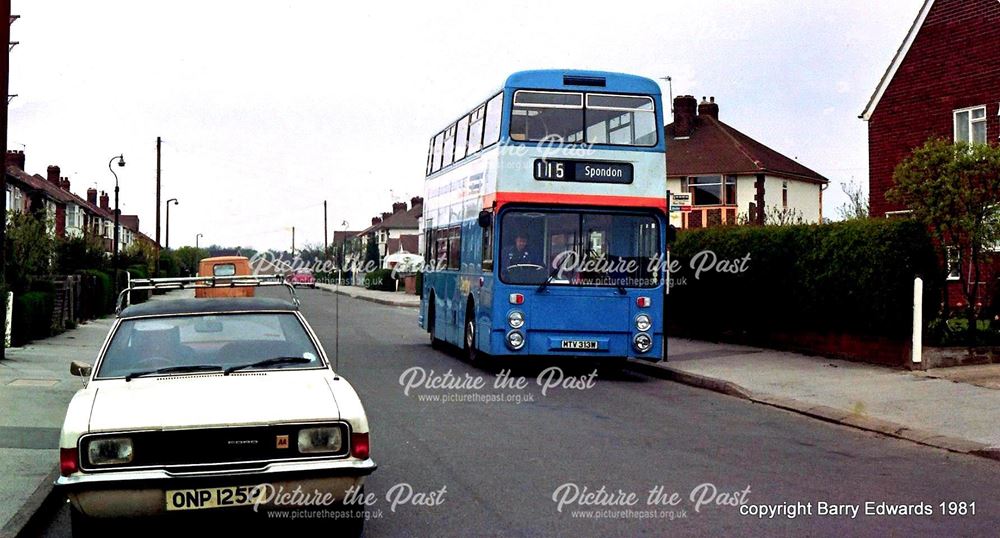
[668,219,941,339]
[12,291,54,346]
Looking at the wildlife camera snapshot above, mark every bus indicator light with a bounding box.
[509,293,525,305]
[637,297,651,308]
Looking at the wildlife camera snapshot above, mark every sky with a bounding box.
[7,0,925,250]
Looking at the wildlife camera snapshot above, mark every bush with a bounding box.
[81,270,115,316]
[12,291,54,346]
[669,219,941,339]
[363,269,396,291]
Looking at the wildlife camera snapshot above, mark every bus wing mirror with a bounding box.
[478,210,492,228]
[666,224,678,245]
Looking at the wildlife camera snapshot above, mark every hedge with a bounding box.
[363,269,396,291]
[12,291,54,346]
[668,219,941,339]
[81,270,114,316]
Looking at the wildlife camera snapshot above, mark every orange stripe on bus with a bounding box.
[482,192,667,211]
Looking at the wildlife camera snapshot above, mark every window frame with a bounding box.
[953,105,987,144]
[945,246,961,281]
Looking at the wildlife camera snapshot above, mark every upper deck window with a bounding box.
[510,90,656,147]
[511,91,584,143]
[585,94,657,147]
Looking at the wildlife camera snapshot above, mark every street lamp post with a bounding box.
[165,198,178,249]
[196,233,203,249]
[108,155,125,289]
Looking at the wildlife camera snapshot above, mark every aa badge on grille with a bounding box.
[276,434,289,449]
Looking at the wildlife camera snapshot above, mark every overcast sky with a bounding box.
[8,0,924,250]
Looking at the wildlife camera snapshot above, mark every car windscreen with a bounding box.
[96,312,323,379]
[500,209,661,288]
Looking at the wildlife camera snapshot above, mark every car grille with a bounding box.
[79,423,350,472]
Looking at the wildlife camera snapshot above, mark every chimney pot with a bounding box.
[87,188,98,205]
[698,95,720,120]
[410,196,423,209]
[60,178,71,191]
[5,150,25,170]
[672,95,698,137]
[47,165,61,186]
[392,201,407,213]
[371,216,382,225]
[99,191,110,211]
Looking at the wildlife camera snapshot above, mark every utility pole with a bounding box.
[291,226,295,256]
[1,1,12,359]
[323,200,328,262]
[154,136,161,276]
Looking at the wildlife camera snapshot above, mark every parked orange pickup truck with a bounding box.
[194,256,255,298]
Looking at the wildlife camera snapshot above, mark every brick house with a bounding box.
[348,197,423,270]
[860,0,1000,309]
[5,150,139,254]
[665,95,828,228]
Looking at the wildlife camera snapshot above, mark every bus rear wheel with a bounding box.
[428,301,442,350]
[464,315,479,363]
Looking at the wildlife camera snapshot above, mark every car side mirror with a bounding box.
[478,210,492,228]
[70,361,93,378]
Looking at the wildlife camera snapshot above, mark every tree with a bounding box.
[4,212,55,292]
[55,234,107,275]
[173,246,209,276]
[888,138,1000,336]
[364,234,379,266]
[837,180,870,220]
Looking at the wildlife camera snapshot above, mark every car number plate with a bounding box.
[560,340,599,350]
[166,485,263,511]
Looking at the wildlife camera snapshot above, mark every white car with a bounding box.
[56,283,375,535]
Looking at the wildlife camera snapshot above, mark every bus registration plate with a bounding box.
[560,340,599,350]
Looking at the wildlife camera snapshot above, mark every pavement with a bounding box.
[629,338,1000,462]
[316,283,419,307]
[0,290,189,538]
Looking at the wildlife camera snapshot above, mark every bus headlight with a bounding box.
[635,314,652,332]
[633,333,652,353]
[507,310,525,329]
[506,331,525,350]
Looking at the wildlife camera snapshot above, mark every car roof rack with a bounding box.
[115,274,300,315]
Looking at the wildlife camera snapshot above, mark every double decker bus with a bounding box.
[420,70,666,362]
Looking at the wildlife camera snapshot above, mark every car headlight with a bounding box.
[506,330,525,350]
[635,314,652,332]
[87,437,133,466]
[298,427,343,454]
[633,333,652,353]
[507,310,525,329]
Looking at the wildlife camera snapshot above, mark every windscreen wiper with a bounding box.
[224,356,312,375]
[537,270,558,293]
[125,364,223,382]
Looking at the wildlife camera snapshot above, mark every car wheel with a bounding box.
[70,506,104,537]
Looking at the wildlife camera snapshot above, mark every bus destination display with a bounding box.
[532,159,633,184]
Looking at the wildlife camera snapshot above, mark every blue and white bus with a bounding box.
[420,70,667,362]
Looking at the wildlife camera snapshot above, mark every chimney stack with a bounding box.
[698,96,719,120]
[381,212,391,221]
[673,95,697,137]
[60,178,71,191]
[99,191,110,211]
[410,196,423,209]
[392,202,407,213]
[47,165,61,186]
[371,216,382,226]
[5,150,25,170]
[87,188,98,205]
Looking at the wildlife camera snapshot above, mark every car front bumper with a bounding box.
[57,458,376,518]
